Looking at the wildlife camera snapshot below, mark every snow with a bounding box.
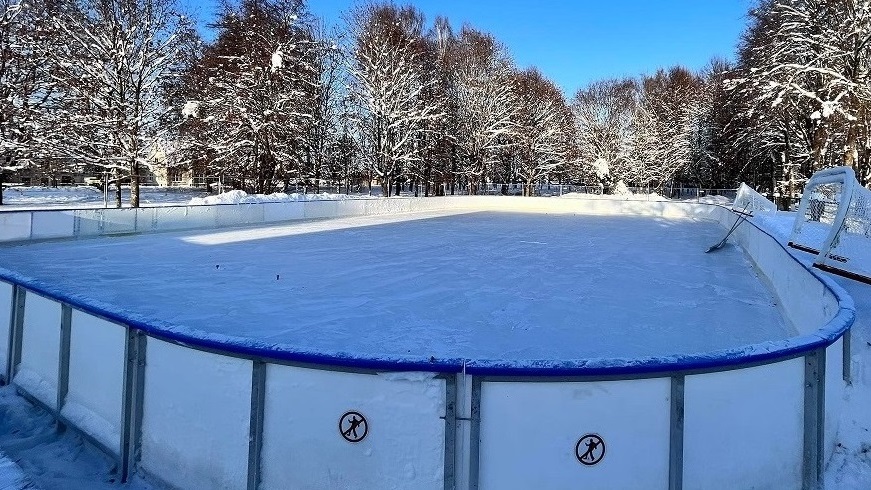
[560,191,669,202]
[0,450,28,490]
[181,100,200,119]
[0,210,792,362]
[591,158,609,180]
[270,49,283,73]
[0,385,157,490]
[188,189,374,206]
[0,186,208,211]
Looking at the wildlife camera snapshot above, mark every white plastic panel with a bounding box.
[0,281,12,377]
[103,209,139,234]
[72,210,100,235]
[151,206,217,232]
[478,378,671,490]
[216,203,264,227]
[260,365,446,490]
[61,311,126,455]
[30,211,76,239]
[140,339,251,490]
[15,291,62,409]
[0,212,31,241]
[262,202,305,223]
[303,200,339,219]
[683,358,804,490]
[333,199,367,218]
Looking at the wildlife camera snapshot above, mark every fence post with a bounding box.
[247,361,266,490]
[5,286,25,384]
[669,376,685,490]
[121,329,147,483]
[56,304,72,413]
[802,348,826,490]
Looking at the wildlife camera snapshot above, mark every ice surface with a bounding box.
[0,210,793,363]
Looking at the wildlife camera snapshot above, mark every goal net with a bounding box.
[733,183,777,215]
[789,166,871,283]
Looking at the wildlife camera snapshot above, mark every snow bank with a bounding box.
[0,450,28,490]
[189,190,374,206]
[559,192,669,201]
[698,195,732,205]
[1,185,208,210]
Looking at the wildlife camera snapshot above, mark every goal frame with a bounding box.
[788,166,871,285]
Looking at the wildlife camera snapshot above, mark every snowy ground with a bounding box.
[0,210,791,362]
[0,186,380,212]
[0,386,157,490]
[0,186,208,211]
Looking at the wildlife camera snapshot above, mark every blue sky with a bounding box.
[187,0,753,97]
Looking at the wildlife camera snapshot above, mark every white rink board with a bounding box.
[216,203,264,227]
[260,365,446,490]
[263,202,305,223]
[478,378,671,489]
[30,211,75,239]
[0,212,30,241]
[303,200,339,219]
[15,292,62,409]
[151,205,217,232]
[140,339,252,490]
[683,358,804,489]
[61,311,126,455]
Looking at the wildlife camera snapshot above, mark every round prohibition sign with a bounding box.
[339,411,369,443]
[575,434,605,466]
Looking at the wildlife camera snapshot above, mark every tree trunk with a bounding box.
[114,168,122,208]
[131,160,140,208]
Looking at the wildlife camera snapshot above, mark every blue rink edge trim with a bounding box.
[0,203,856,377]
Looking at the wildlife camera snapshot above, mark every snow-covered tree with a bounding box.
[41,0,195,207]
[570,78,638,188]
[297,23,346,193]
[180,0,314,194]
[347,3,442,196]
[628,67,702,188]
[0,0,63,203]
[512,68,571,196]
[727,0,871,190]
[451,26,517,193]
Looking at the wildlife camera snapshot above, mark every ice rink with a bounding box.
[0,210,793,362]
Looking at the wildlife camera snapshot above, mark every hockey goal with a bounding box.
[788,166,871,284]
[733,183,777,215]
